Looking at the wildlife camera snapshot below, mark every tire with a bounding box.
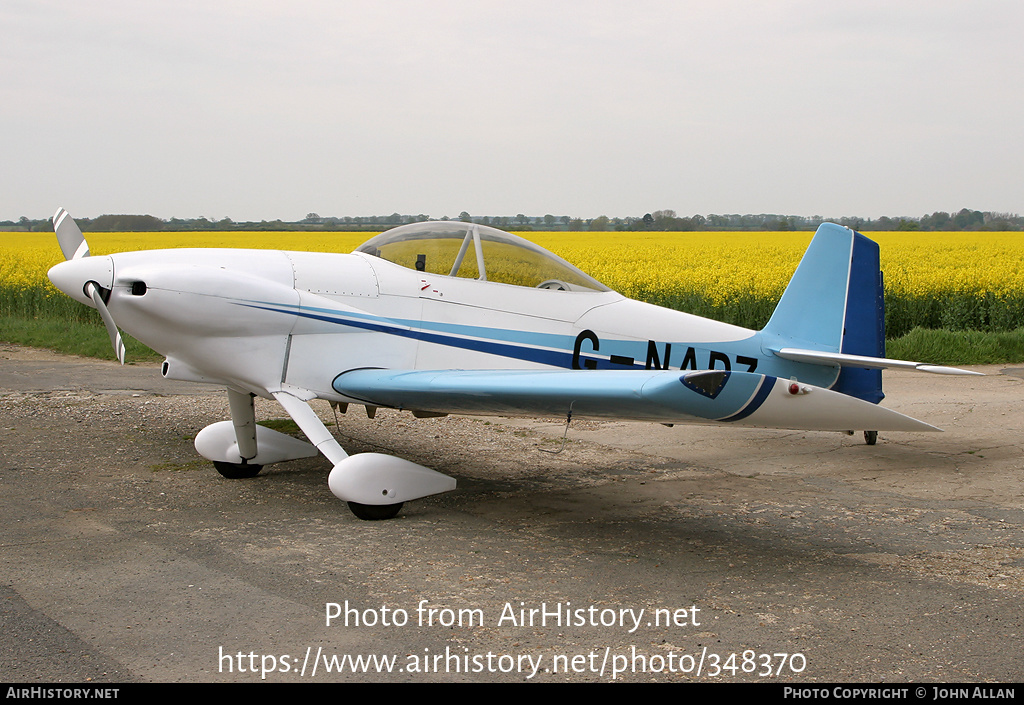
[347,501,404,520]
[213,461,263,479]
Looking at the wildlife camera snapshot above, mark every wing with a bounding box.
[332,368,939,433]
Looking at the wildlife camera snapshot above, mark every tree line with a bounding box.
[3,208,1021,232]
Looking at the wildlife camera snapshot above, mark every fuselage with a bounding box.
[48,245,839,407]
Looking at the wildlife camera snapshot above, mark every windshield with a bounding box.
[355,222,609,292]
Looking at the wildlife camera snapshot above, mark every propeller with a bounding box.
[52,208,127,364]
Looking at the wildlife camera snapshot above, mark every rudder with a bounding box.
[833,231,885,403]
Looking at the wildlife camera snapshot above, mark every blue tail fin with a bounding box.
[762,223,885,403]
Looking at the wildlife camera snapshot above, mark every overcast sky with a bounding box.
[3,1,1022,221]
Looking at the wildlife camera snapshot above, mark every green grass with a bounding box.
[258,419,305,435]
[886,327,1024,365]
[0,316,162,362]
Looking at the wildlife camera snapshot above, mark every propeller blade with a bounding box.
[52,208,125,362]
[86,282,126,365]
[52,208,125,364]
[53,207,90,260]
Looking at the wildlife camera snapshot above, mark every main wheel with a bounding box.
[347,501,404,520]
[863,430,878,445]
[213,461,263,479]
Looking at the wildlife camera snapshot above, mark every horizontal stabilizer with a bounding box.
[775,348,983,376]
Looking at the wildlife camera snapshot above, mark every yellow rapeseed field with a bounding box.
[3,229,1024,334]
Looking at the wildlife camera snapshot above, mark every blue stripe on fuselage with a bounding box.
[237,302,578,368]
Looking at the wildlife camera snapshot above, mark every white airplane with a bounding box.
[47,209,977,519]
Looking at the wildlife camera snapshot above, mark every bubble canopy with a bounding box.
[355,221,610,293]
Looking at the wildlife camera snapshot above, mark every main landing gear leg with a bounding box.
[215,390,263,478]
[272,391,423,518]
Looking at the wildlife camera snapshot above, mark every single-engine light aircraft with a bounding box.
[47,209,978,519]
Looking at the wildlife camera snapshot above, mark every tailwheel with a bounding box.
[347,501,404,521]
[864,430,878,445]
[214,461,263,479]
